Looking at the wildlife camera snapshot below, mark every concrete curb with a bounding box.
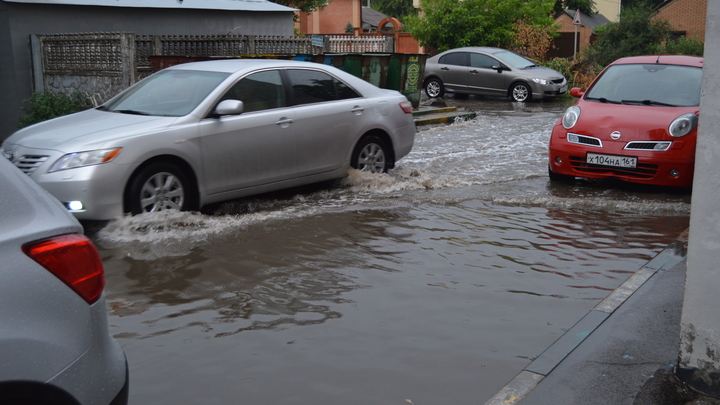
[414,112,476,126]
[483,230,689,405]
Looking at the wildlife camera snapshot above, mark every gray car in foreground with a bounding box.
[423,47,568,101]
[1,59,416,220]
[0,157,128,405]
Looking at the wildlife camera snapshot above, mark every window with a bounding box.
[286,69,359,106]
[221,70,285,113]
[470,53,500,69]
[106,70,229,116]
[439,52,468,67]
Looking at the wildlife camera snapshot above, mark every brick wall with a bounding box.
[297,0,361,35]
[555,14,594,52]
[654,0,707,41]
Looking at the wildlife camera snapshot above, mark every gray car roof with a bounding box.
[4,0,295,11]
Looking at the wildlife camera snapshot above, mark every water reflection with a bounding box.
[100,208,420,340]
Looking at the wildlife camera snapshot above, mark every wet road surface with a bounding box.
[90,95,691,404]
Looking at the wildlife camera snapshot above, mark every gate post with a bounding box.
[120,32,137,87]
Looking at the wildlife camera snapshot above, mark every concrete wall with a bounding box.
[594,0,620,22]
[0,1,294,140]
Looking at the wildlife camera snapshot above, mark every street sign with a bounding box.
[573,9,582,26]
[311,35,323,47]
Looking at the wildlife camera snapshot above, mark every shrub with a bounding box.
[543,57,601,90]
[663,36,704,56]
[18,90,92,128]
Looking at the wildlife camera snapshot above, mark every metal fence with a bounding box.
[32,32,395,105]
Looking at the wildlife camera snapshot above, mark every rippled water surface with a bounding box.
[93,97,690,404]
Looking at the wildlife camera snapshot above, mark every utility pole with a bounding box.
[677,0,720,396]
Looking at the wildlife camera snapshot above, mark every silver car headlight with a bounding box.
[562,106,581,129]
[668,113,698,138]
[49,148,123,173]
[532,78,549,86]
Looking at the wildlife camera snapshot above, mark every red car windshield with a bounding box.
[585,63,702,107]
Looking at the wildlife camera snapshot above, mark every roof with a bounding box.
[3,0,296,12]
[362,7,402,31]
[558,9,611,29]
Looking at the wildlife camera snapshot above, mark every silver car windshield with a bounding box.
[103,70,230,116]
[585,64,702,107]
[493,51,537,69]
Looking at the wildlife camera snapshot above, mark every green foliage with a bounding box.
[582,2,671,67]
[553,0,596,16]
[543,57,574,82]
[405,0,555,52]
[369,0,416,19]
[621,0,664,9]
[345,22,354,33]
[664,36,705,57]
[18,91,91,128]
[271,0,330,13]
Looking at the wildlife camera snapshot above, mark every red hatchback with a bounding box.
[548,55,702,188]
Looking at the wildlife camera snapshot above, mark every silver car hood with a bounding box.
[5,109,177,151]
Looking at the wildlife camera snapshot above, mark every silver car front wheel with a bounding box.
[424,78,445,98]
[511,82,531,102]
[126,162,195,215]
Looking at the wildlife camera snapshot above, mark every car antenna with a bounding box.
[656,55,661,64]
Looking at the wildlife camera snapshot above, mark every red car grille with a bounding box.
[569,156,658,179]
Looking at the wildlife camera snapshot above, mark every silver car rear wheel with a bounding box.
[351,135,390,173]
[127,162,194,215]
[511,82,531,102]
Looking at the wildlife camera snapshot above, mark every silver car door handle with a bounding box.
[441,67,449,71]
[276,117,294,127]
[351,106,365,115]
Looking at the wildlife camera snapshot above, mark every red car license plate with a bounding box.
[586,153,637,168]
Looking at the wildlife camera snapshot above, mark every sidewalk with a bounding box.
[484,230,720,404]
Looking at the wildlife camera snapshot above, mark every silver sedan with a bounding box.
[423,47,567,102]
[1,60,416,220]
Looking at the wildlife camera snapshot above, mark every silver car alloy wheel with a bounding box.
[425,80,442,98]
[140,171,185,212]
[512,83,530,102]
[358,143,387,173]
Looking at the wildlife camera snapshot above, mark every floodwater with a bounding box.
[90,96,691,404]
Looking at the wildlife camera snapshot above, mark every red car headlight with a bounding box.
[669,113,698,138]
[562,106,581,129]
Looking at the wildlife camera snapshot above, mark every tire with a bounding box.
[548,166,574,182]
[510,82,531,102]
[126,162,195,215]
[351,136,390,174]
[424,78,445,98]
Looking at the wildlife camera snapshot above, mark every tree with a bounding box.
[621,0,665,9]
[584,2,671,66]
[404,0,556,52]
[553,0,596,16]
[271,0,329,13]
[368,0,416,19]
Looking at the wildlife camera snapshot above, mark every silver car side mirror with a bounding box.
[215,99,244,116]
